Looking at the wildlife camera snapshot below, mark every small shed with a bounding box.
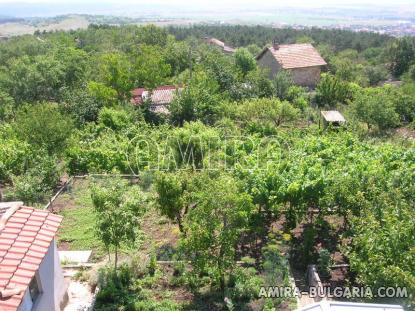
[320,110,346,128]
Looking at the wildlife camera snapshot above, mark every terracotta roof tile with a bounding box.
[260,44,327,69]
[0,206,62,310]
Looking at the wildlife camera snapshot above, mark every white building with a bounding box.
[0,202,66,311]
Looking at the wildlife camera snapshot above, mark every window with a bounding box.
[28,276,40,303]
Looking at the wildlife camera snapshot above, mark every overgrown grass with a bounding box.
[56,180,106,260]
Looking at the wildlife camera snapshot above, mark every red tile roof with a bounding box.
[0,206,62,310]
[258,44,327,69]
[131,85,182,107]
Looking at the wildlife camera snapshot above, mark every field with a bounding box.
[0,15,89,37]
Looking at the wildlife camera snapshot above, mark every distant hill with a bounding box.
[0,16,25,24]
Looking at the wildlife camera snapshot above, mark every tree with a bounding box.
[350,87,400,131]
[137,24,168,46]
[0,90,14,121]
[234,48,256,76]
[154,171,195,233]
[237,98,299,130]
[13,103,74,155]
[169,70,221,126]
[133,45,171,90]
[97,52,133,101]
[91,179,145,269]
[387,37,415,77]
[11,153,60,205]
[272,71,293,100]
[0,54,65,104]
[315,73,351,108]
[180,174,253,295]
[61,88,103,125]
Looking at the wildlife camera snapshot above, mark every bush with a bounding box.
[317,248,333,278]
[228,267,262,301]
[11,153,60,204]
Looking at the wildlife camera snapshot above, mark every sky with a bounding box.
[0,0,413,6]
[0,0,413,18]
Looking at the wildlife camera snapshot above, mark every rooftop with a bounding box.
[131,85,182,106]
[205,37,236,54]
[0,202,62,310]
[321,110,346,123]
[297,301,404,311]
[258,43,327,69]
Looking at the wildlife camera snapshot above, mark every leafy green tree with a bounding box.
[169,71,221,125]
[137,24,168,46]
[350,87,400,131]
[61,88,103,125]
[365,65,388,86]
[97,52,133,100]
[13,103,74,155]
[91,179,145,269]
[272,71,293,100]
[0,55,65,104]
[11,153,60,205]
[315,73,351,108]
[154,171,195,233]
[0,90,14,121]
[164,36,191,75]
[133,45,171,90]
[181,174,253,295]
[237,98,299,129]
[87,81,118,107]
[234,48,256,76]
[387,37,415,77]
[245,44,261,57]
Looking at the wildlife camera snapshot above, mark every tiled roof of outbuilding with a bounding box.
[257,44,327,69]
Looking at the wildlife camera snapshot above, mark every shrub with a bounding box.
[317,248,333,278]
[228,267,262,301]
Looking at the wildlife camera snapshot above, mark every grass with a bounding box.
[54,179,106,260]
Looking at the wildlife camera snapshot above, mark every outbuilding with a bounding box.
[256,43,327,88]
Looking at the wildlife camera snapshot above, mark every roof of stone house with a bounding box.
[296,301,404,311]
[321,110,346,123]
[257,43,327,69]
[131,85,182,106]
[0,202,62,311]
[205,37,236,54]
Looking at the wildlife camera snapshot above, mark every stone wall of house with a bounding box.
[257,49,322,88]
[289,66,322,88]
[257,49,282,79]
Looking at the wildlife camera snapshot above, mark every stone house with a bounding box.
[256,43,327,88]
[0,202,66,311]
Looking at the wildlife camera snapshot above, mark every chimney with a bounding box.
[272,39,279,50]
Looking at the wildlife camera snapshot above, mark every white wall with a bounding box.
[18,239,67,311]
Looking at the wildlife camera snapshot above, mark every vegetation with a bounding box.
[1,23,415,310]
